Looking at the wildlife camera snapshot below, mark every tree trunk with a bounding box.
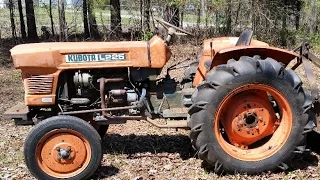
[25,0,38,40]
[164,5,179,27]
[235,0,241,25]
[181,3,185,28]
[295,1,301,31]
[58,0,67,41]
[110,0,122,37]
[88,0,99,38]
[310,0,317,33]
[215,12,219,33]
[143,0,150,32]
[49,0,54,36]
[280,0,287,46]
[83,0,90,38]
[251,0,256,33]
[8,0,16,42]
[201,0,206,16]
[140,0,143,31]
[196,3,200,28]
[17,0,26,39]
[225,0,232,34]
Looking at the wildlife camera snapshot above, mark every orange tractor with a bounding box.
[4,18,320,179]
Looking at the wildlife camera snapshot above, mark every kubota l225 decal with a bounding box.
[66,53,126,63]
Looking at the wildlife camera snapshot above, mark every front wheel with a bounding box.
[189,56,314,174]
[24,115,102,180]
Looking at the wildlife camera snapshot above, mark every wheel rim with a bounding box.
[36,129,91,178]
[214,84,292,161]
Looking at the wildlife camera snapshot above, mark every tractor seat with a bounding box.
[236,29,253,46]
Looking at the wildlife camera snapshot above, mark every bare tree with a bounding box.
[88,0,99,38]
[294,0,301,30]
[17,0,26,39]
[25,0,38,40]
[143,0,151,32]
[235,0,241,25]
[310,0,317,33]
[251,0,256,33]
[225,0,232,34]
[140,0,143,31]
[280,0,288,46]
[49,0,54,36]
[201,0,206,16]
[180,2,185,28]
[8,0,16,41]
[58,0,67,41]
[196,1,200,28]
[164,1,180,27]
[83,0,90,38]
[110,0,122,37]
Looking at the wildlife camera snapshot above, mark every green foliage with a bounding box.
[168,0,184,7]
[213,0,225,6]
[141,31,153,41]
[297,30,320,53]
[94,0,110,9]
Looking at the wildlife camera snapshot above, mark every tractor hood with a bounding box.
[10,35,171,70]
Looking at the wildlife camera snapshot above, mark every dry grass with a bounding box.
[1,44,320,179]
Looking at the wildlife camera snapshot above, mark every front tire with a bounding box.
[189,56,314,174]
[24,115,102,180]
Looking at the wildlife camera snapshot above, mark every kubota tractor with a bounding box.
[4,18,320,179]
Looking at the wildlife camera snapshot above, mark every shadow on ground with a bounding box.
[90,134,194,179]
[96,131,320,177]
[101,134,195,159]
[92,165,120,179]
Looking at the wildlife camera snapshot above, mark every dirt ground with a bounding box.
[1,44,320,180]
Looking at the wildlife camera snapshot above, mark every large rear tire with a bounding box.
[24,115,102,180]
[189,56,314,174]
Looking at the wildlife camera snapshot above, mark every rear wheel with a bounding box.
[24,115,102,180]
[189,56,314,174]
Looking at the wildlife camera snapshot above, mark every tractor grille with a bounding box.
[26,75,53,95]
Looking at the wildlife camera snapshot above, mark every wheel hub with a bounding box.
[220,89,279,148]
[36,130,91,176]
[56,146,72,160]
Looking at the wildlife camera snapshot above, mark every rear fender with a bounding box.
[192,46,299,86]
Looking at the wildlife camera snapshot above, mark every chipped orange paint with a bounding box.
[192,37,300,87]
[10,35,171,106]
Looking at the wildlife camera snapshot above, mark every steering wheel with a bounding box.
[154,17,194,36]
